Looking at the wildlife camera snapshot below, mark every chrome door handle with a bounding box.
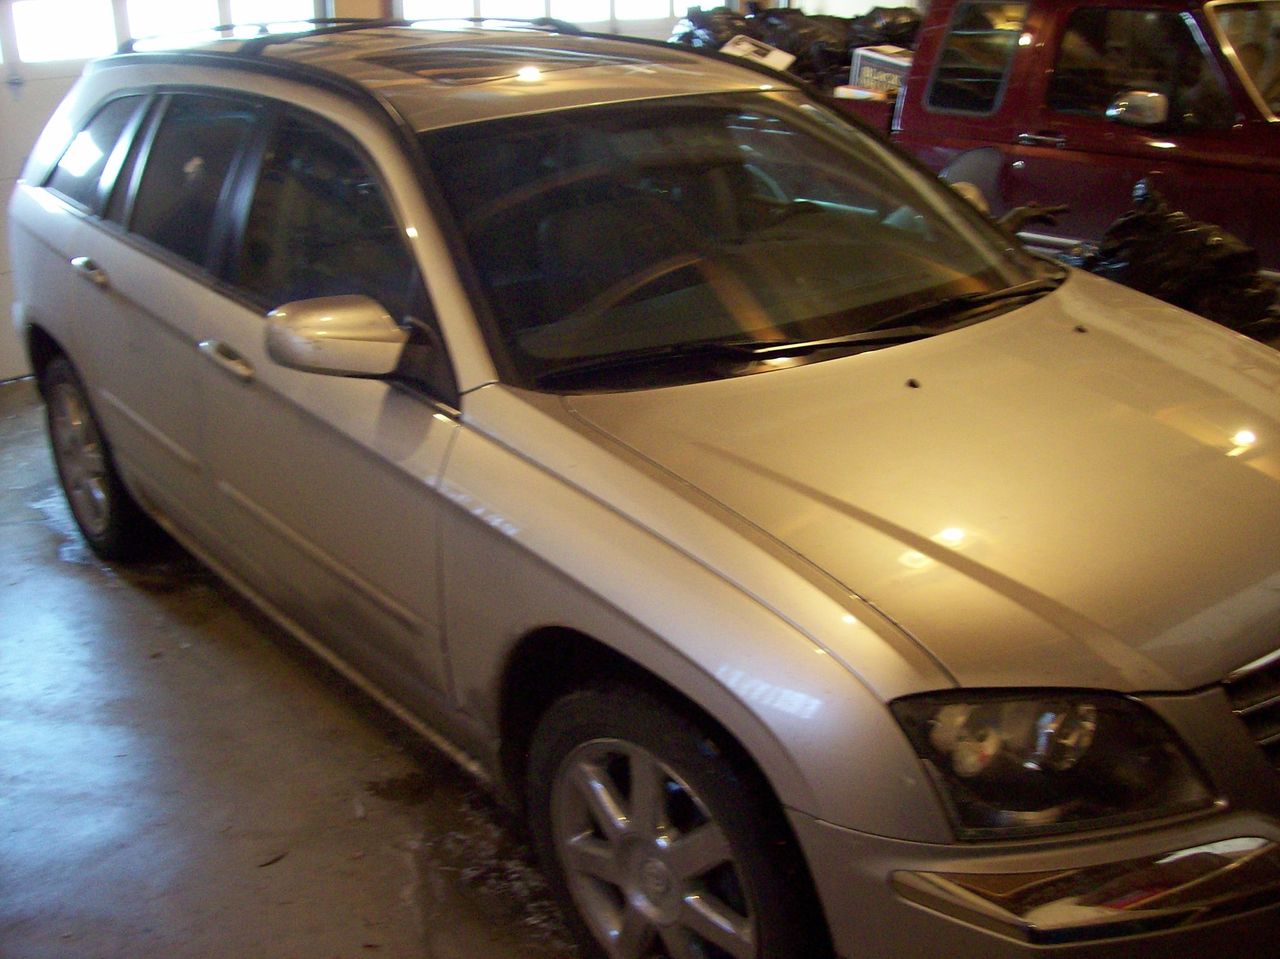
[70,256,110,288]
[1016,132,1067,148]
[197,339,255,382]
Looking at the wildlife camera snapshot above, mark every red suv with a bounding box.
[887,0,1280,272]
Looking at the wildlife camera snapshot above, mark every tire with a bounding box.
[527,684,830,959]
[42,355,159,561]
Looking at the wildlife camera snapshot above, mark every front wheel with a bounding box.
[42,355,159,561]
[527,684,830,959]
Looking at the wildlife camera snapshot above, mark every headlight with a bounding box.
[891,691,1215,839]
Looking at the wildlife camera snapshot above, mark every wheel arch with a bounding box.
[499,626,686,810]
[498,624,837,957]
[24,323,66,390]
[497,624,820,828]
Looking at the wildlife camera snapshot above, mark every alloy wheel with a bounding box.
[551,738,756,959]
[48,380,112,538]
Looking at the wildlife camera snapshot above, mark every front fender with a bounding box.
[438,384,954,843]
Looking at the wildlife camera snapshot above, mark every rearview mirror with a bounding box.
[266,295,408,377]
[1105,91,1169,127]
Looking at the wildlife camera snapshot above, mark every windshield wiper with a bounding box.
[533,327,934,387]
[534,275,1066,386]
[744,275,1065,360]
[534,339,773,387]
[866,276,1065,332]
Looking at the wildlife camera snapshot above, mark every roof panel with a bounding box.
[107,24,785,131]
[257,27,779,129]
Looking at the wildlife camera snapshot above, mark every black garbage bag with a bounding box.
[754,9,856,86]
[668,5,922,90]
[669,6,757,49]
[669,7,852,87]
[1077,179,1280,337]
[848,6,923,49]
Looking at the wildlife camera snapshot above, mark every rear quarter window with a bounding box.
[927,1,1029,113]
[45,96,145,214]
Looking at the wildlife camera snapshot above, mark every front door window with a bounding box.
[1049,8,1234,129]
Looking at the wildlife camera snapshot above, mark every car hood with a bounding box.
[565,272,1280,693]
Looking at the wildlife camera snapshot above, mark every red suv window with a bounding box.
[927,1,1029,113]
[1048,7,1233,128]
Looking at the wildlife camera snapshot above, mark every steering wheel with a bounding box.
[573,252,706,318]
[464,164,620,234]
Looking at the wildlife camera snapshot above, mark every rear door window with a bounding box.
[46,96,145,214]
[927,1,1029,113]
[128,94,257,267]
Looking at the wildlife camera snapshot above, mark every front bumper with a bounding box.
[791,809,1280,958]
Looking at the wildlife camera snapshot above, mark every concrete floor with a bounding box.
[0,376,577,959]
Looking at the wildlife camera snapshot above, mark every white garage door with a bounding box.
[1,55,90,381]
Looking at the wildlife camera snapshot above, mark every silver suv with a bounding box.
[10,19,1280,959]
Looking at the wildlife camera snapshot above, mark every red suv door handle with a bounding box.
[1016,132,1067,148]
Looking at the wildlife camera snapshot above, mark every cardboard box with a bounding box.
[850,44,912,94]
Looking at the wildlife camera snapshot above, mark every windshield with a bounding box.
[1211,0,1280,115]
[421,92,1046,390]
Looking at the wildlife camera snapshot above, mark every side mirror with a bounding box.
[266,295,408,377]
[1105,91,1169,127]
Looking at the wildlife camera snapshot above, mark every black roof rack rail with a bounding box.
[408,16,583,34]
[115,15,583,57]
[217,16,374,37]
[235,18,409,56]
[115,18,408,55]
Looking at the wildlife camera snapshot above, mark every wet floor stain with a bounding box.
[118,553,221,595]
[31,489,222,607]
[365,770,440,805]
[366,764,579,957]
[31,491,100,567]
[415,794,578,957]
